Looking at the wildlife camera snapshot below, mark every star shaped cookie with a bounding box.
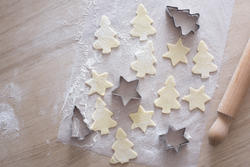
[163,38,190,66]
[129,105,156,133]
[85,70,113,96]
[182,85,211,112]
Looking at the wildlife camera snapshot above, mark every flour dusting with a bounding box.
[0,103,19,136]
[0,82,22,137]
[0,82,22,102]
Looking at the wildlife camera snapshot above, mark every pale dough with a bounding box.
[162,38,190,66]
[192,40,217,78]
[130,40,157,78]
[154,75,181,114]
[93,15,120,54]
[182,85,211,112]
[90,97,117,135]
[129,105,156,133]
[85,70,113,96]
[130,3,156,41]
[110,128,137,164]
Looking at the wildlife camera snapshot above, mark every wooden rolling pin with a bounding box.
[208,39,250,145]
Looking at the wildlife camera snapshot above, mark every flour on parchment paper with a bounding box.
[58,0,234,166]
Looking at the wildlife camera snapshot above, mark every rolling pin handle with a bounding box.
[208,112,232,145]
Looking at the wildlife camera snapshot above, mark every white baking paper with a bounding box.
[58,0,234,166]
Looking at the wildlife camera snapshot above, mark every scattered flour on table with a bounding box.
[0,82,22,138]
[0,103,19,136]
[0,82,22,102]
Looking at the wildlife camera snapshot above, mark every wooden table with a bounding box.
[0,0,249,166]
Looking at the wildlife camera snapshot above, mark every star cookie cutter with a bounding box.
[112,76,141,106]
[159,126,189,152]
[166,6,200,36]
[71,106,91,140]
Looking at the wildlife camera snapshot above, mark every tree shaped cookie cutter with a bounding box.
[166,6,200,36]
[159,126,189,152]
[71,106,91,140]
[112,76,141,106]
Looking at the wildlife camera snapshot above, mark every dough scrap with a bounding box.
[130,4,156,41]
[85,70,113,96]
[163,38,190,66]
[93,15,120,54]
[131,41,157,78]
[110,128,137,164]
[129,105,156,133]
[90,97,117,135]
[154,75,181,114]
[182,85,211,112]
[192,40,217,78]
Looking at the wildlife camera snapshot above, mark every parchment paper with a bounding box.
[58,0,234,166]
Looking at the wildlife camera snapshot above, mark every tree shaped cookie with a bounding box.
[182,85,211,112]
[163,38,190,66]
[131,41,157,78]
[93,15,120,54]
[90,97,117,135]
[192,40,217,78]
[110,128,137,164]
[85,70,113,96]
[129,105,156,133]
[154,75,181,114]
[130,4,156,41]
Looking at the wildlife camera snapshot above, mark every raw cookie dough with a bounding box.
[110,128,137,164]
[162,38,190,66]
[154,75,181,114]
[130,3,156,41]
[129,105,156,133]
[131,40,157,78]
[85,70,113,96]
[90,97,117,135]
[93,15,120,54]
[182,85,211,112]
[192,40,217,78]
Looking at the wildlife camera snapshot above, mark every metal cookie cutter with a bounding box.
[159,126,189,152]
[71,106,91,140]
[112,76,141,106]
[166,6,200,36]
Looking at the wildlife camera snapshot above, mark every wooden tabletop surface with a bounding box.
[0,0,249,167]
